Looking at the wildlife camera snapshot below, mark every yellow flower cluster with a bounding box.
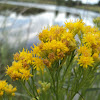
[75,21,100,68]
[32,57,45,71]
[32,24,76,68]
[65,19,84,35]
[14,48,33,65]
[78,45,94,68]
[6,19,100,75]
[6,48,33,80]
[33,19,100,69]
[0,80,17,96]
[64,20,100,68]
[39,26,66,42]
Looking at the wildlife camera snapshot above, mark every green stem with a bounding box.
[78,91,85,100]
[20,80,33,97]
[70,93,76,100]
[27,80,35,96]
[0,96,3,100]
[31,77,39,96]
[49,70,57,100]
[8,96,12,100]
[31,68,39,96]
[55,69,59,100]
[59,55,68,68]
[61,52,75,83]
[51,72,56,93]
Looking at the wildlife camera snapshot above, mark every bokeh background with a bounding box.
[0,0,100,100]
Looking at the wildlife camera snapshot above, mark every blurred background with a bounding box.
[0,0,100,100]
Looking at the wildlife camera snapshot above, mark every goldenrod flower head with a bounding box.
[82,26,99,34]
[0,80,7,90]
[6,61,32,80]
[61,32,74,42]
[13,48,33,66]
[12,61,22,70]
[32,44,41,56]
[39,25,66,42]
[0,80,17,97]
[19,48,33,65]
[43,59,51,68]
[78,55,94,68]
[61,32,76,52]
[78,45,92,57]
[92,53,99,60]
[13,52,20,61]
[40,40,69,58]
[82,33,98,47]
[19,68,32,80]
[33,57,45,71]
[6,48,34,80]
[65,19,84,35]
[48,52,55,62]
[10,70,22,80]
[39,28,50,42]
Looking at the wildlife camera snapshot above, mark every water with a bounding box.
[0,1,100,48]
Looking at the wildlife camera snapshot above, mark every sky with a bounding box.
[70,0,99,4]
[81,0,99,4]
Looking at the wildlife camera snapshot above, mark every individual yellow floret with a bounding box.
[78,55,94,68]
[19,68,32,80]
[32,57,45,71]
[78,45,92,57]
[82,33,100,48]
[92,53,99,61]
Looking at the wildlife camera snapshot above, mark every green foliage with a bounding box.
[93,17,100,29]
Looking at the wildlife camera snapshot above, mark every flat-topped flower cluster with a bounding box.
[0,80,16,97]
[6,19,100,81]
